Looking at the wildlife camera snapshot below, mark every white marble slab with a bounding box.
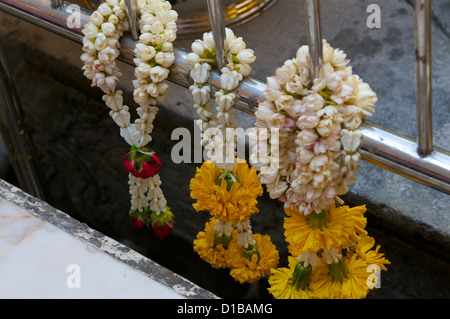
[0,196,187,299]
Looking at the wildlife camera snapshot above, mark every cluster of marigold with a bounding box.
[187,29,280,284]
[250,41,390,299]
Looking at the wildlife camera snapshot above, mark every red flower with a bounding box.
[152,222,174,240]
[123,146,162,179]
[130,209,149,229]
[150,207,175,240]
[132,216,146,229]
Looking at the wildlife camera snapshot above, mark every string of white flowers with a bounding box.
[186,27,258,249]
[81,0,177,217]
[186,28,255,169]
[251,40,377,222]
[250,39,377,270]
[128,0,177,215]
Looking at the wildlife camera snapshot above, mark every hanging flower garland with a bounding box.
[250,40,390,299]
[80,0,177,239]
[186,28,279,284]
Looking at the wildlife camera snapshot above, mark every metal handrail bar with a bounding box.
[0,0,449,195]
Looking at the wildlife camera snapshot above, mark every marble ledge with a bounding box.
[0,178,217,299]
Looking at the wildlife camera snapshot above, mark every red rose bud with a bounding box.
[150,207,175,240]
[133,216,146,229]
[130,208,149,230]
[123,146,162,179]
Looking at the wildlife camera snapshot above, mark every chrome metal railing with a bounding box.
[0,0,449,199]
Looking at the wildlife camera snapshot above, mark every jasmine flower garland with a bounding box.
[250,40,389,299]
[81,0,177,239]
[187,28,279,284]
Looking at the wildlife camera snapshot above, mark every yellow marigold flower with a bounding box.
[310,236,389,299]
[354,234,390,271]
[267,256,314,299]
[309,254,370,299]
[284,204,367,254]
[227,234,279,284]
[189,160,263,224]
[193,217,236,269]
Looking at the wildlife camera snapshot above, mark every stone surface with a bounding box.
[0,0,449,299]
[0,178,217,299]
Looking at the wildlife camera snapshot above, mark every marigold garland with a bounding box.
[250,40,390,299]
[187,29,279,284]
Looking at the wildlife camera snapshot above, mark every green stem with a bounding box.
[308,210,328,230]
[290,261,312,291]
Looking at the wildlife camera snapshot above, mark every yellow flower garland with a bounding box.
[190,160,263,224]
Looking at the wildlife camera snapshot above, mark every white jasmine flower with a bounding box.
[155,51,175,68]
[267,113,286,129]
[341,129,362,152]
[110,106,130,127]
[236,49,256,64]
[235,63,251,77]
[190,62,211,84]
[228,37,246,54]
[106,0,118,7]
[215,220,232,237]
[297,114,320,130]
[309,154,329,172]
[163,29,176,43]
[191,40,206,56]
[296,146,315,165]
[140,13,156,26]
[149,65,169,83]
[139,32,154,45]
[101,22,116,36]
[135,62,152,78]
[82,23,99,40]
[186,53,200,67]
[161,42,173,52]
[94,32,108,51]
[302,93,325,112]
[155,2,172,24]
[220,67,242,91]
[90,11,104,26]
[199,32,214,52]
[323,247,342,265]
[156,81,169,100]
[298,251,318,267]
[136,43,156,61]
[102,90,123,111]
[97,3,113,17]
[273,94,294,112]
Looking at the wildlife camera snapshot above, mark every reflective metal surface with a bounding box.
[304,0,322,81]
[83,0,277,38]
[0,43,49,200]
[414,0,433,157]
[0,0,449,195]
[206,0,226,69]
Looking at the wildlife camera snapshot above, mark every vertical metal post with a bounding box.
[304,0,323,80]
[50,0,64,8]
[414,0,433,157]
[206,0,226,70]
[0,43,49,201]
[125,0,139,41]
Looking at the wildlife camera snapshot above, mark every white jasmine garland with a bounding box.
[251,39,377,220]
[186,27,259,251]
[81,0,178,221]
[186,27,256,167]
